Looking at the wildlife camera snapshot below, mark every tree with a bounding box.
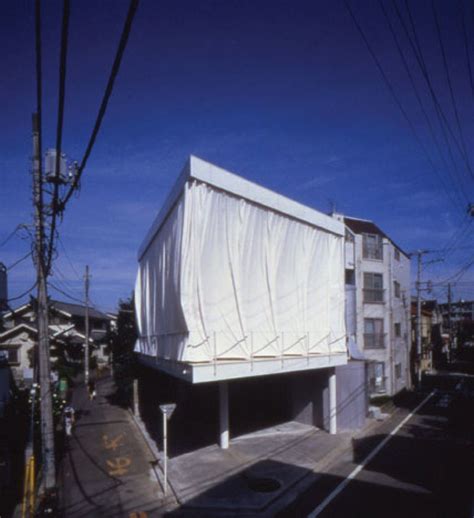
[109,297,137,405]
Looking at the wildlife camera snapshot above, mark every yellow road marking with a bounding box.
[103,433,125,450]
[106,456,131,476]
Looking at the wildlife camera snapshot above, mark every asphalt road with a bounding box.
[59,376,165,518]
[279,383,474,518]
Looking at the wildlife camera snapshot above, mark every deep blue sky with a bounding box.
[1,0,473,311]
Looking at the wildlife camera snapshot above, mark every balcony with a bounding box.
[364,333,386,349]
[363,288,385,304]
[362,245,383,260]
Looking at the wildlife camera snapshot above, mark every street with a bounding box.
[279,383,474,518]
[59,375,166,518]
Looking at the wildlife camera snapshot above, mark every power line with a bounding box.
[56,235,81,281]
[399,0,474,186]
[48,281,85,304]
[7,282,38,303]
[60,0,139,209]
[46,0,70,275]
[432,254,474,285]
[343,0,466,213]
[378,0,463,211]
[458,0,474,102]
[0,226,21,248]
[7,250,33,271]
[431,0,473,181]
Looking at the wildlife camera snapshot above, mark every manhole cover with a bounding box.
[246,477,281,493]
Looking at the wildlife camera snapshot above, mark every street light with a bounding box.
[159,403,176,496]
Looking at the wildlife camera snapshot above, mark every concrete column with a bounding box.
[329,370,337,435]
[219,381,229,449]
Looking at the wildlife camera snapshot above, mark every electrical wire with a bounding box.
[7,282,38,303]
[431,0,473,181]
[458,0,474,102]
[60,0,139,209]
[6,251,33,271]
[48,281,85,304]
[400,0,474,186]
[378,0,463,211]
[343,0,466,214]
[56,235,82,281]
[46,0,70,275]
[0,226,21,248]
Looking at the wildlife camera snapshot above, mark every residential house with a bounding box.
[0,299,113,384]
[334,215,411,397]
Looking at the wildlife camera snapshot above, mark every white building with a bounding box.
[334,215,411,397]
[135,156,369,449]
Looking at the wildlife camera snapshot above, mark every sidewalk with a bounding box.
[59,375,167,517]
[164,422,351,517]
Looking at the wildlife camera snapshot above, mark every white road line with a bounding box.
[307,391,436,518]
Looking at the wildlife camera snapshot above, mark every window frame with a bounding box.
[363,272,384,303]
[364,318,385,349]
[394,280,401,298]
[394,322,401,337]
[362,233,383,261]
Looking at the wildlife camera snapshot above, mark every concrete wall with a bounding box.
[290,365,367,432]
[334,361,367,431]
[290,370,328,429]
[353,234,410,396]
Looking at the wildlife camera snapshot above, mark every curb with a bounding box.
[128,409,180,508]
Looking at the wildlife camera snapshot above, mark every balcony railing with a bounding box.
[363,245,383,260]
[364,333,386,349]
[363,288,385,304]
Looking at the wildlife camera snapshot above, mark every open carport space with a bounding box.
[136,364,345,457]
[165,421,350,516]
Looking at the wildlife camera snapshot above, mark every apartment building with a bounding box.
[335,215,411,396]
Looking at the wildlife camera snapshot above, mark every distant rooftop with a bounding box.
[51,300,111,321]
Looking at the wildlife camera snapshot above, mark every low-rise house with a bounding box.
[410,299,444,372]
[0,299,114,384]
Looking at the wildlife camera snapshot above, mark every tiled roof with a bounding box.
[50,300,111,321]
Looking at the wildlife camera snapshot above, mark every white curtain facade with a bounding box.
[135,181,346,362]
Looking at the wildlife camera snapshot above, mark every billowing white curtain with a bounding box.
[135,180,346,362]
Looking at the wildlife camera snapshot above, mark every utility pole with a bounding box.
[32,113,56,490]
[415,250,428,387]
[84,265,91,384]
[447,282,452,362]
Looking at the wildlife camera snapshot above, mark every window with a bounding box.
[395,363,402,379]
[345,269,355,285]
[364,318,385,349]
[9,349,19,363]
[363,273,384,303]
[394,281,401,298]
[368,362,386,394]
[394,248,400,261]
[394,322,401,337]
[362,233,383,260]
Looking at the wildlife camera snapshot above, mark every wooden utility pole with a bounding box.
[84,265,91,384]
[32,113,56,490]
